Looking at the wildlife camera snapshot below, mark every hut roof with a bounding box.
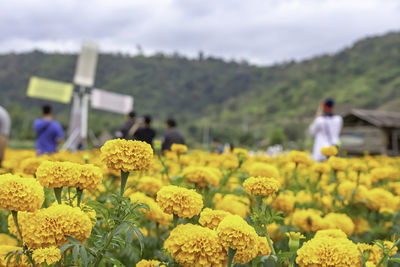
[343,109,400,128]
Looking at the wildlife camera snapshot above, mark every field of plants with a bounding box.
[0,139,399,266]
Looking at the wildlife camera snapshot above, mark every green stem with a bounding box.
[12,211,36,267]
[120,170,129,196]
[173,214,179,228]
[68,187,72,206]
[264,225,276,256]
[227,247,237,267]
[54,187,63,204]
[255,196,263,212]
[93,226,117,267]
[177,152,182,170]
[76,188,83,207]
[12,211,23,243]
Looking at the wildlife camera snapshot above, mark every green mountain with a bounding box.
[1,32,400,148]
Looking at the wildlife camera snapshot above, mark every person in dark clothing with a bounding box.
[134,115,156,148]
[116,111,136,140]
[161,118,185,151]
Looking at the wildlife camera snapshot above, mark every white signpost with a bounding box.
[91,89,134,114]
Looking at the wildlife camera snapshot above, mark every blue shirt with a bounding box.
[33,119,64,155]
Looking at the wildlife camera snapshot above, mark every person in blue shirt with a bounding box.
[33,104,64,155]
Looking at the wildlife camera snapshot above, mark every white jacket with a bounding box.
[309,115,343,162]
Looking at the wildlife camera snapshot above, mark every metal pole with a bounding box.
[80,87,89,147]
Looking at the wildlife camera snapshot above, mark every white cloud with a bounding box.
[0,0,399,64]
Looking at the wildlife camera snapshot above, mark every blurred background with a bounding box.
[0,0,399,152]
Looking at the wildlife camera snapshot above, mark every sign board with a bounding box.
[73,41,98,87]
[27,76,73,103]
[91,88,133,114]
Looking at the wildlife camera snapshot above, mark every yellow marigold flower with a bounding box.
[217,214,258,251]
[233,148,249,157]
[358,243,381,265]
[234,245,258,264]
[328,156,348,171]
[350,159,367,172]
[353,218,370,235]
[296,234,361,267]
[136,259,163,267]
[0,245,29,267]
[222,154,239,169]
[337,181,368,202]
[288,151,309,165]
[19,157,46,176]
[291,209,329,233]
[271,191,295,214]
[215,194,249,218]
[311,162,331,174]
[182,166,220,188]
[366,188,399,214]
[0,174,44,212]
[32,246,61,265]
[268,222,283,241]
[100,139,153,172]
[286,232,305,240]
[286,232,304,250]
[295,190,313,204]
[36,161,80,188]
[323,213,355,235]
[75,164,103,190]
[199,208,231,230]
[170,143,188,154]
[314,229,347,239]
[130,192,172,225]
[0,234,17,246]
[156,185,203,218]
[9,204,93,249]
[164,224,226,267]
[371,167,393,183]
[247,162,279,179]
[256,236,272,257]
[243,177,280,197]
[383,241,398,256]
[320,146,338,157]
[136,176,164,196]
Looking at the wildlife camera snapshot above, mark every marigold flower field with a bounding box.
[0,139,400,266]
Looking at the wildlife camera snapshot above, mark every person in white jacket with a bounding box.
[309,99,343,162]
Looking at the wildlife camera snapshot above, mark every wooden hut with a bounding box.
[341,109,400,156]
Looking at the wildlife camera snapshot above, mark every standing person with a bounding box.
[161,118,185,151]
[132,115,156,148]
[309,99,343,162]
[33,104,64,155]
[0,106,10,166]
[115,111,136,140]
[212,138,224,154]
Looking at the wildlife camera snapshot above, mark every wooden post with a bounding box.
[392,130,399,156]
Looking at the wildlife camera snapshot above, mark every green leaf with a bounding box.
[15,252,21,264]
[72,245,79,263]
[114,223,128,236]
[66,236,83,246]
[80,245,88,267]
[133,226,145,254]
[125,226,135,247]
[59,244,74,255]
[389,258,400,263]
[104,256,124,267]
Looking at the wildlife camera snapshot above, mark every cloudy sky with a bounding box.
[0,0,399,65]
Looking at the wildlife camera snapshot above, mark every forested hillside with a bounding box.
[1,32,399,147]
